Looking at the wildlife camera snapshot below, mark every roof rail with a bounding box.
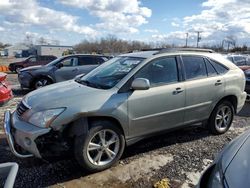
[155,48,215,54]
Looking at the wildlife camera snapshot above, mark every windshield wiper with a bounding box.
[75,79,109,89]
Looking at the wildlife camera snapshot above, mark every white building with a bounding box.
[4,43,30,57]
[35,45,73,57]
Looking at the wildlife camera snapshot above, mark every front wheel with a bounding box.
[15,66,23,73]
[74,121,125,172]
[34,77,52,89]
[208,101,234,135]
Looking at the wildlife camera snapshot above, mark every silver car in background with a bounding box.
[4,49,247,172]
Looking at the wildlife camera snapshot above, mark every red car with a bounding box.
[0,73,13,106]
[8,55,57,73]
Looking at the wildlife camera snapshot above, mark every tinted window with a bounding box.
[182,56,207,80]
[48,56,56,61]
[29,57,36,62]
[209,59,228,74]
[205,59,218,76]
[78,56,95,65]
[93,57,105,64]
[61,57,76,67]
[226,56,234,62]
[234,56,246,66]
[135,57,178,86]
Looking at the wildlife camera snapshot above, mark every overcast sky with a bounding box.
[0,0,250,46]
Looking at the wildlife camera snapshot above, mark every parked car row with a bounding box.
[3,49,247,175]
[18,54,110,89]
[225,54,250,96]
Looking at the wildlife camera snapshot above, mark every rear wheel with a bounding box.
[34,77,52,89]
[208,101,234,134]
[74,120,125,172]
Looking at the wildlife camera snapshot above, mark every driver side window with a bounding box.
[135,57,178,86]
[61,57,77,67]
[29,57,36,62]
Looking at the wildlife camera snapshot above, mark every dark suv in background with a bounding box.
[8,55,57,73]
[18,54,110,89]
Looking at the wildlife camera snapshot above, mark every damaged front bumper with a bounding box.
[4,110,51,158]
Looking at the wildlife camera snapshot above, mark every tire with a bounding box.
[15,66,23,73]
[208,101,234,135]
[33,77,52,89]
[74,120,125,172]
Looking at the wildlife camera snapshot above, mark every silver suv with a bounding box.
[4,49,247,172]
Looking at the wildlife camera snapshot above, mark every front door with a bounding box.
[55,57,78,82]
[127,56,186,137]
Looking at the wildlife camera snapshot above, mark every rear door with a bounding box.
[54,57,78,82]
[127,56,186,137]
[76,56,100,76]
[181,56,225,124]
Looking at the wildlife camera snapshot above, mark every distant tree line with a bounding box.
[74,35,151,55]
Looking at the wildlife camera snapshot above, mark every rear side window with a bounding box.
[205,59,218,76]
[135,57,178,86]
[209,59,228,74]
[182,56,207,80]
[78,56,96,65]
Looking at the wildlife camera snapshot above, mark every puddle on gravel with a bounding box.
[51,154,173,188]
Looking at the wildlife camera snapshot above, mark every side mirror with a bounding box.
[56,63,63,69]
[131,78,150,90]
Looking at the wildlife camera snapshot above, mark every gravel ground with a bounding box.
[1,74,250,188]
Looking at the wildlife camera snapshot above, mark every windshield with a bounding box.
[45,57,64,66]
[77,56,144,89]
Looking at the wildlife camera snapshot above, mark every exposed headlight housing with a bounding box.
[28,108,65,128]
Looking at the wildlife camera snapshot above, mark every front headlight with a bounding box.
[207,164,224,188]
[28,108,65,128]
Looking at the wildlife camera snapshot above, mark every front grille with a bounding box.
[16,101,30,116]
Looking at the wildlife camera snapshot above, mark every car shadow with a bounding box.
[0,126,211,188]
[237,102,250,117]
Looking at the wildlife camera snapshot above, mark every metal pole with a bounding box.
[185,33,189,47]
[197,32,200,48]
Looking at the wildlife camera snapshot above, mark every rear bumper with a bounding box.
[3,110,50,158]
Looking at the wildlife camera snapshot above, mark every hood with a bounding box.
[220,129,250,172]
[23,80,114,111]
[223,128,250,187]
[20,65,43,72]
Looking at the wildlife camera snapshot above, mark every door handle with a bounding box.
[215,80,222,86]
[173,87,184,95]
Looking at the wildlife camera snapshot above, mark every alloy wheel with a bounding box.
[215,106,232,131]
[86,129,120,166]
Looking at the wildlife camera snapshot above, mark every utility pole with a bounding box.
[196,31,202,48]
[185,33,189,47]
